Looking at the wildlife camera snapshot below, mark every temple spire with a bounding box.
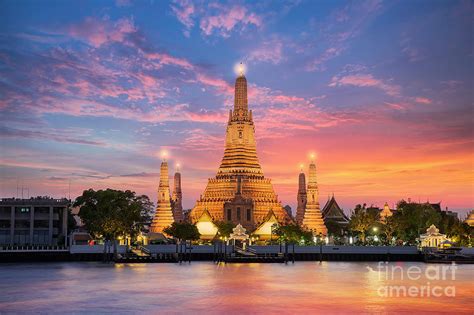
[233,64,248,119]
[172,164,183,222]
[302,159,328,235]
[150,159,174,233]
[296,168,307,225]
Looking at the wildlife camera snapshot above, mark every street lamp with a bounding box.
[372,227,379,243]
[318,232,323,263]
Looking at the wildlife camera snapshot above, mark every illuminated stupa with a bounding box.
[190,65,293,231]
[150,158,175,233]
[465,210,474,227]
[301,158,328,235]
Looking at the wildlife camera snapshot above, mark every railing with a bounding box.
[0,245,68,252]
[139,245,151,256]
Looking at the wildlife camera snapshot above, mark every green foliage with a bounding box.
[446,220,472,246]
[163,222,200,241]
[215,221,235,238]
[74,188,153,241]
[274,224,313,245]
[380,215,397,245]
[67,208,77,232]
[391,200,441,244]
[349,204,380,243]
[349,200,472,246]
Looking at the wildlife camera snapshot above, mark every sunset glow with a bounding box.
[0,1,472,217]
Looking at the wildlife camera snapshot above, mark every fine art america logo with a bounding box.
[368,262,457,298]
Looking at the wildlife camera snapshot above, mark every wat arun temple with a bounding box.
[151,67,329,239]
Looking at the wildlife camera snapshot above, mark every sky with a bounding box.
[0,0,472,218]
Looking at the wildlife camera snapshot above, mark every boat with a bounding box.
[423,247,474,264]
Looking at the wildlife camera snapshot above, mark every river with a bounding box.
[0,262,473,314]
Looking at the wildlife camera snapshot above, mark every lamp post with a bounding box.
[319,232,323,263]
[372,227,379,244]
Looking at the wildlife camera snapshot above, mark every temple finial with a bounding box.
[233,63,248,117]
[238,62,245,76]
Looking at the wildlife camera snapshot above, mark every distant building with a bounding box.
[428,202,458,219]
[379,203,395,223]
[465,210,474,227]
[420,224,450,248]
[321,196,349,235]
[295,169,306,225]
[283,205,293,219]
[0,197,69,246]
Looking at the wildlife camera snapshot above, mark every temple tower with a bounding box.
[150,160,174,233]
[172,167,183,222]
[296,168,307,225]
[190,68,292,228]
[302,160,327,235]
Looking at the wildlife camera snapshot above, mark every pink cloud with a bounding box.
[195,73,233,95]
[199,5,262,37]
[306,46,345,71]
[69,17,136,47]
[415,97,432,104]
[329,73,401,97]
[171,0,195,37]
[247,38,284,64]
[384,101,406,111]
[146,52,194,70]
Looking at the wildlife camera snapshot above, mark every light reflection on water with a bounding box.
[0,262,473,314]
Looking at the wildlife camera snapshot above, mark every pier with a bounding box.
[0,244,436,263]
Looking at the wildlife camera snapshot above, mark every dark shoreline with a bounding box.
[0,252,423,263]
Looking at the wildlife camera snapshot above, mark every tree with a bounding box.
[349,204,380,244]
[215,221,235,238]
[447,221,471,247]
[394,200,441,245]
[74,189,153,260]
[380,215,397,245]
[163,222,200,242]
[274,224,313,245]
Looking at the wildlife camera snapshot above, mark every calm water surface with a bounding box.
[0,262,473,314]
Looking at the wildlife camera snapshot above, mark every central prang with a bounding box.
[189,71,293,238]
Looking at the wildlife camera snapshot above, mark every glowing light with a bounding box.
[234,62,246,76]
[349,236,353,244]
[309,152,317,161]
[176,162,181,171]
[373,227,378,232]
[160,149,168,160]
[325,236,329,245]
[299,163,304,171]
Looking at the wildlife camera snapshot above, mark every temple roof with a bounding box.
[322,196,349,222]
[253,209,279,236]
